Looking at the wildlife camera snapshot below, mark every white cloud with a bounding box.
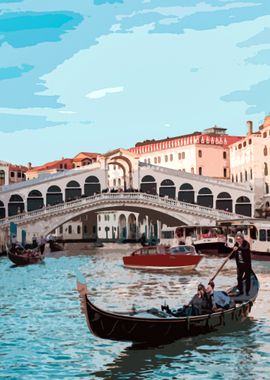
[86,86,124,100]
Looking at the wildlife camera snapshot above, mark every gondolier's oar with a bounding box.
[209,248,236,282]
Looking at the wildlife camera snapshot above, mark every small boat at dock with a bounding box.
[123,245,203,270]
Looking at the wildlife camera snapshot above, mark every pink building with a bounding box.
[129,126,243,179]
[0,160,27,186]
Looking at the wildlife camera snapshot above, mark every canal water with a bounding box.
[1,248,270,379]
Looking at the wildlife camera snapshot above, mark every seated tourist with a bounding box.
[206,281,232,311]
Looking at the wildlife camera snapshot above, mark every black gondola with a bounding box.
[77,272,259,344]
[7,247,44,266]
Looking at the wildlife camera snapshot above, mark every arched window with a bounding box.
[159,179,176,199]
[84,176,101,196]
[140,175,157,195]
[27,189,44,212]
[46,185,63,206]
[235,196,252,217]
[265,183,269,194]
[68,225,72,234]
[178,183,194,204]
[198,150,202,158]
[197,187,213,208]
[65,180,82,202]
[264,146,268,156]
[8,194,25,216]
[77,225,81,234]
[216,192,232,212]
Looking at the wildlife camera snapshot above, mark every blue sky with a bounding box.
[0,0,270,165]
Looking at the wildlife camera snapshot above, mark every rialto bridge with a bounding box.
[0,149,253,245]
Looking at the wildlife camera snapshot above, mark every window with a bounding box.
[17,172,22,178]
[10,172,14,178]
[154,157,157,164]
[158,156,161,163]
[223,168,227,178]
[165,155,168,162]
[265,183,269,194]
[250,169,253,180]
[264,162,268,176]
[77,225,81,234]
[170,154,173,161]
[182,152,185,159]
[84,225,88,234]
[118,178,121,186]
[59,226,63,234]
[198,150,202,158]
[199,167,202,175]
[231,175,234,182]
[245,171,247,181]
[240,172,243,182]
[259,229,266,241]
[248,139,252,144]
[60,164,63,169]
[178,153,181,160]
[113,179,116,186]
[268,230,270,242]
[68,225,72,234]
[223,151,227,159]
[264,146,268,156]
[64,164,67,169]
[263,132,267,138]
[235,174,238,182]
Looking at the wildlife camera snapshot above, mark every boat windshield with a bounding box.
[170,245,195,254]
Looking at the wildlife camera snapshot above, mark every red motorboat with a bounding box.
[123,245,203,270]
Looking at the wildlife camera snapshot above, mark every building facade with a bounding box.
[0,160,27,187]
[229,117,270,212]
[129,127,242,179]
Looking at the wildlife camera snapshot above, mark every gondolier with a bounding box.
[233,232,252,296]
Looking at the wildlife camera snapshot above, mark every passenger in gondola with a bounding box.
[32,234,38,249]
[206,281,231,311]
[232,232,252,296]
[162,284,210,316]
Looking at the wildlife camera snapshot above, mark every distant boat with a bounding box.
[7,246,44,266]
[77,272,259,344]
[123,245,203,270]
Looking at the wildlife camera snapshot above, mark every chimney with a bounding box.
[28,162,32,169]
[246,120,253,135]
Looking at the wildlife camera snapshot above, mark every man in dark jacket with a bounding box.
[233,232,252,296]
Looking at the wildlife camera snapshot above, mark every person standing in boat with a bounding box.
[233,232,252,296]
[39,235,46,255]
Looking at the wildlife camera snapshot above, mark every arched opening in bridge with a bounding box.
[108,162,126,191]
[235,196,252,216]
[65,180,82,202]
[27,190,44,212]
[84,176,101,196]
[128,213,137,240]
[119,214,127,240]
[140,175,157,195]
[0,200,5,219]
[178,183,194,204]
[46,185,63,206]
[216,192,232,212]
[159,179,176,199]
[197,187,213,208]
[8,194,24,216]
[0,170,5,186]
[106,153,134,191]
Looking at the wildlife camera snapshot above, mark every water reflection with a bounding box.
[93,321,262,380]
